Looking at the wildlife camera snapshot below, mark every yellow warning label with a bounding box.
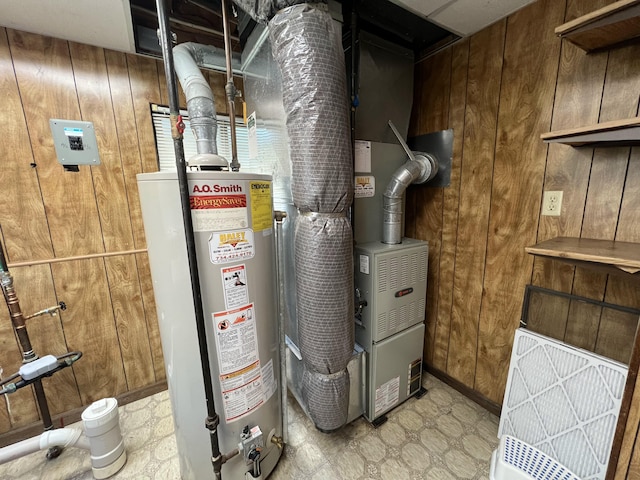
[250,181,273,232]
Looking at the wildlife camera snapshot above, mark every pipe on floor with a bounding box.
[0,428,88,465]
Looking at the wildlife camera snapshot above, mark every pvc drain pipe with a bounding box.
[81,398,127,479]
[0,398,125,479]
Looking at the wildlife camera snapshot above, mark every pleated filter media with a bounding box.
[499,329,628,480]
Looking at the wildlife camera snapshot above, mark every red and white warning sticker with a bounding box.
[221,264,249,310]
[213,304,264,422]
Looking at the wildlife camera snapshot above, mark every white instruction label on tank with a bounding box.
[209,229,255,264]
[189,181,248,232]
[375,376,400,416]
[261,358,277,403]
[221,264,249,310]
[354,175,375,198]
[360,254,370,275]
[355,140,371,172]
[248,112,258,160]
[213,304,265,422]
[221,367,265,423]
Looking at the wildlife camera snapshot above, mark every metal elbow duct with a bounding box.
[173,43,228,169]
[383,153,437,244]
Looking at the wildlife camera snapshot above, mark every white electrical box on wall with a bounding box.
[49,119,101,170]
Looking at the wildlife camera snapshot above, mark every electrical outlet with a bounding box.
[542,190,563,216]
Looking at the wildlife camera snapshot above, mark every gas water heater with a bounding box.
[137,171,283,479]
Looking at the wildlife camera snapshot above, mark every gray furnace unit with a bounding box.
[355,239,427,422]
[353,141,429,423]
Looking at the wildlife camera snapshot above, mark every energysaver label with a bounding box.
[189,180,248,232]
[213,304,264,422]
[249,181,273,232]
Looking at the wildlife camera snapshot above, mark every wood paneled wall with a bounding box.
[407,0,640,472]
[0,27,238,440]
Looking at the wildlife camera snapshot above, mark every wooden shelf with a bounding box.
[526,237,640,278]
[541,117,640,146]
[556,0,640,52]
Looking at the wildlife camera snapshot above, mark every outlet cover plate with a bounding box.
[542,190,563,216]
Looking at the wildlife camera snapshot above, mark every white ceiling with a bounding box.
[0,0,136,53]
[390,0,538,36]
[0,0,537,53]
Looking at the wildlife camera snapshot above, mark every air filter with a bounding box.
[499,329,627,479]
[491,435,581,480]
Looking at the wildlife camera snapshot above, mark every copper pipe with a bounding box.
[1,274,35,361]
[25,303,65,321]
[221,0,240,171]
[0,244,59,454]
[7,248,147,269]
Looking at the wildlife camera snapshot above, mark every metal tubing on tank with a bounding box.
[154,1,223,478]
[221,0,240,172]
[274,211,288,443]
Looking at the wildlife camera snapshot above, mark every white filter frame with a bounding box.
[491,435,581,480]
[499,329,627,480]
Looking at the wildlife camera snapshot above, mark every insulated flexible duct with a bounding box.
[233,0,354,431]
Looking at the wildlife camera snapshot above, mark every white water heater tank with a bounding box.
[137,171,282,479]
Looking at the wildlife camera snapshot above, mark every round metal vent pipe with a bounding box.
[173,43,228,170]
[382,152,437,244]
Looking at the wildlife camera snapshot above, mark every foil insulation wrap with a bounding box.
[269,4,354,431]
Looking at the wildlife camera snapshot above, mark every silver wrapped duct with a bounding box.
[269,4,354,432]
[232,0,313,23]
[302,369,349,431]
[233,0,353,431]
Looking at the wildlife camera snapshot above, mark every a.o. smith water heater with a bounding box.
[137,171,282,479]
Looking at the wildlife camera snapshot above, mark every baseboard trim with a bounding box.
[424,365,502,417]
[0,380,168,448]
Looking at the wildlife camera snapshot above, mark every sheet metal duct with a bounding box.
[355,30,414,143]
[233,0,354,432]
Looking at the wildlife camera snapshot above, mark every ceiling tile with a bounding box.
[388,0,454,18]
[429,0,537,36]
[0,0,135,53]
